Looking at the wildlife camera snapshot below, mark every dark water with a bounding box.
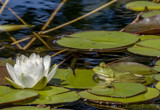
[0,0,155,109]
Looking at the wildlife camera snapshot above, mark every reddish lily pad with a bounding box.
[124,15,160,35]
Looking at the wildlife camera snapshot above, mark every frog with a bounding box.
[93,62,145,84]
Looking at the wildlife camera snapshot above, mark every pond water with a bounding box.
[0,0,156,109]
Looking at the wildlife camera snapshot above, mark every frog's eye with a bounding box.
[100,62,106,67]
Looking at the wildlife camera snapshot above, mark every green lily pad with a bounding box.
[2,106,50,110]
[31,86,80,104]
[79,87,159,104]
[128,39,160,57]
[109,62,157,75]
[88,83,147,98]
[52,69,97,89]
[142,10,160,18]
[155,81,160,90]
[154,74,160,81]
[153,60,160,72]
[57,31,139,52]
[125,104,160,110]
[139,35,160,41]
[0,25,33,31]
[125,1,160,11]
[0,86,38,105]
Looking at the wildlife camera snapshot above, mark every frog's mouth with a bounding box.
[95,73,114,82]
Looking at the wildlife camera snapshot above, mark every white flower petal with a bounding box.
[29,53,37,61]
[6,63,23,86]
[21,61,35,76]
[21,73,36,88]
[43,55,51,75]
[33,63,45,83]
[47,64,58,82]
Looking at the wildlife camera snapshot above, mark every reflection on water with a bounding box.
[0,0,152,66]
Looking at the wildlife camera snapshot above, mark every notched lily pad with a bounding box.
[124,15,160,35]
[56,31,139,52]
[79,87,159,105]
[88,83,147,98]
[0,86,38,105]
[126,1,160,11]
[128,39,160,57]
[52,69,96,89]
[30,86,80,104]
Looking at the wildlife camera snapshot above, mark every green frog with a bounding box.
[93,62,145,84]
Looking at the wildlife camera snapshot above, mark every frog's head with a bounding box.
[93,62,114,78]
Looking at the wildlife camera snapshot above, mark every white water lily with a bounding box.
[5,53,58,89]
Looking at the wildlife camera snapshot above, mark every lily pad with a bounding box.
[109,62,157,75]
[88,83,147,98]
[153,60,160,72]
[124,15,160,35]
[142,10,160,18]
[125,1,160,11]
[56,31,139,52]
[128,39,160,57]
[2,106,50,110]
[0,86,38,105]
[125,104,160,110]
[52,69,97,89]
[79,87,159,104]
[154,74,160,81]
[155,81,160,90]
[139,35,160,41]
[31,86,80,104]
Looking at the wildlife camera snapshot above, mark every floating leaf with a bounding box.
[0,25,34,31]
[109,62,157,75]
[2,106,50,110]
[142,10,160,18]
[88,83,147,98]
[124,15,160,35]
[79,87,159,104]
[52,69,97,89]
[139,35,160,41]
[128,39,160,56]
[57,31,139,52]
[153,60,160,72]
[155,81,160,90]
[31,86,80,104]
[0,86,38,105]
[126,1,160,11]
[125,104,160,110]
[154,74,160,81]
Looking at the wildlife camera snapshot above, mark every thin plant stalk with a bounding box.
[120,12,143,32]
[0,0,9,15]
[51,48,69,57]
[10,36,23,49]
[11,37,31,45]
[40,0,67,31]
[58,53,75,66]
[23,37,37,50]
[39,0,118,34]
